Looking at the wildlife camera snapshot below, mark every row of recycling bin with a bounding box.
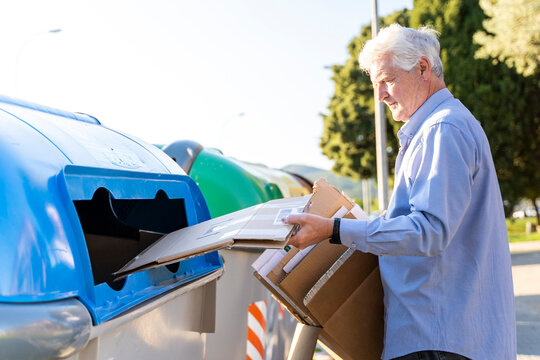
[0,95,313,359]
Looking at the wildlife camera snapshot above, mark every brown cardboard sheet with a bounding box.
[266,247,300,284]
[272,246,384,360]
[306,178,355,217]
[277,240,348,322]
[304,249,379,324]
[322,268,384,360]
[253,272,318,326]
[113,195,310,278]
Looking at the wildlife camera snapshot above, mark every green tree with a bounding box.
[320,9,409,182]
[409,0,540,221]
[473,0,540,77]
[321,0,539,220]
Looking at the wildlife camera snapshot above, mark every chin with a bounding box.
[391,112,407,122]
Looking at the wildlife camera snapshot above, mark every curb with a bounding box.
[510,240,540,254]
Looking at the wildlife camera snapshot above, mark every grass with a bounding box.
[506,217,540,242]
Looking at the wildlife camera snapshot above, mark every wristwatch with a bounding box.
[330,217,341,245]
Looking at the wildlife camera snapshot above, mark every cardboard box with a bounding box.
[319,267,384,360]
[305,249,383,359]
[253,179,384,360]
[261,247,384,360]
[276,240,348,323]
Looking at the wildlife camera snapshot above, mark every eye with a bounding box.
[377,77,394,88]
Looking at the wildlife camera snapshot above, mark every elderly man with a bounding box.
[286,24,516,360]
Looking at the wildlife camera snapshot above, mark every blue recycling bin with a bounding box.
[0,95,223,359]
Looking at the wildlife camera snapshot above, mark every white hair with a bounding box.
[359,24,444,78]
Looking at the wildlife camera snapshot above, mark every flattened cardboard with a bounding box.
[277,240,348,322]
[251,180,384,360]
[305,250,378,324]
[253,272,318,326]
[264,179,358,322]
[307,178,355,218]
[114,195,310,278]
[266,247,300,284]
[264,178,357,299]
[319,330,347,360]
[273,248,384,360]
[322,268,384,360]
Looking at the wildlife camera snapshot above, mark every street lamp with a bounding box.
[15,28,62,96]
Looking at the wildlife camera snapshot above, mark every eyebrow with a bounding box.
[371,71,395,83]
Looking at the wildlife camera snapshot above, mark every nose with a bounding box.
[376,83,388,102]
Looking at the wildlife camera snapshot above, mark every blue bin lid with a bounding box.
[0,95,221,324]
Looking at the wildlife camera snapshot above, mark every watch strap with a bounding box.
[330,217,341,245]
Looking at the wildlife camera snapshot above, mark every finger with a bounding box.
[287,232,310,249]
[285,235,297,248]
[283,213,304,225]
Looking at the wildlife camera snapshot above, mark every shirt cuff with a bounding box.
[339,218,369,251]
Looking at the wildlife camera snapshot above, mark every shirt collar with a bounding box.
[397,88,453,147]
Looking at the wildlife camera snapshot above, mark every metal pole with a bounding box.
[371,0,389,210]
[287,323,321,360]
[362,179,371,215]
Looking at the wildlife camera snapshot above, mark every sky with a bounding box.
[0,0,412,170]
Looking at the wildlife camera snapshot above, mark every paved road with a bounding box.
[314,240,540,360]
[510,241,540,359]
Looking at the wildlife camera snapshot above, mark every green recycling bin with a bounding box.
[163,140,311,217]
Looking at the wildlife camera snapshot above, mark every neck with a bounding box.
[427,77,446,98]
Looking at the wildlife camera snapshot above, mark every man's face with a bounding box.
[370,54,425,122]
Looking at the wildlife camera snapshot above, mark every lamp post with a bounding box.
[371,0,389,211]
[15,28,62,96]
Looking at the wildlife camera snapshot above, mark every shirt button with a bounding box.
[351,243,357,249]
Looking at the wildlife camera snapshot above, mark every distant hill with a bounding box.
[282,164,376,202]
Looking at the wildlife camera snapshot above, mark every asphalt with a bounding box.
[510,240,540,360]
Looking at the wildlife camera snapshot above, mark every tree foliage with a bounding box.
[410,0,540,216]
[320,10,409,181]
[473,0,540,77]
[320,0,540,216]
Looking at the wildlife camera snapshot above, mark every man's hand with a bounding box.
[284,213,334,249]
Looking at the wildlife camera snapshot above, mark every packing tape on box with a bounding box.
[303,248,355,306]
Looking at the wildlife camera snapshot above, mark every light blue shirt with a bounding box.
[340,89,516,359]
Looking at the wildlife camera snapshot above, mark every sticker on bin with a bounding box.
[273,207,304,225]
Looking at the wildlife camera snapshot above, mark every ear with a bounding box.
[418,56,431,80]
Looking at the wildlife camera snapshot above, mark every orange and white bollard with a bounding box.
[247,300,267,360]
[278,303,285,320]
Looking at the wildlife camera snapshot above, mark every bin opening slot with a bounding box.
[73,187,187,290]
